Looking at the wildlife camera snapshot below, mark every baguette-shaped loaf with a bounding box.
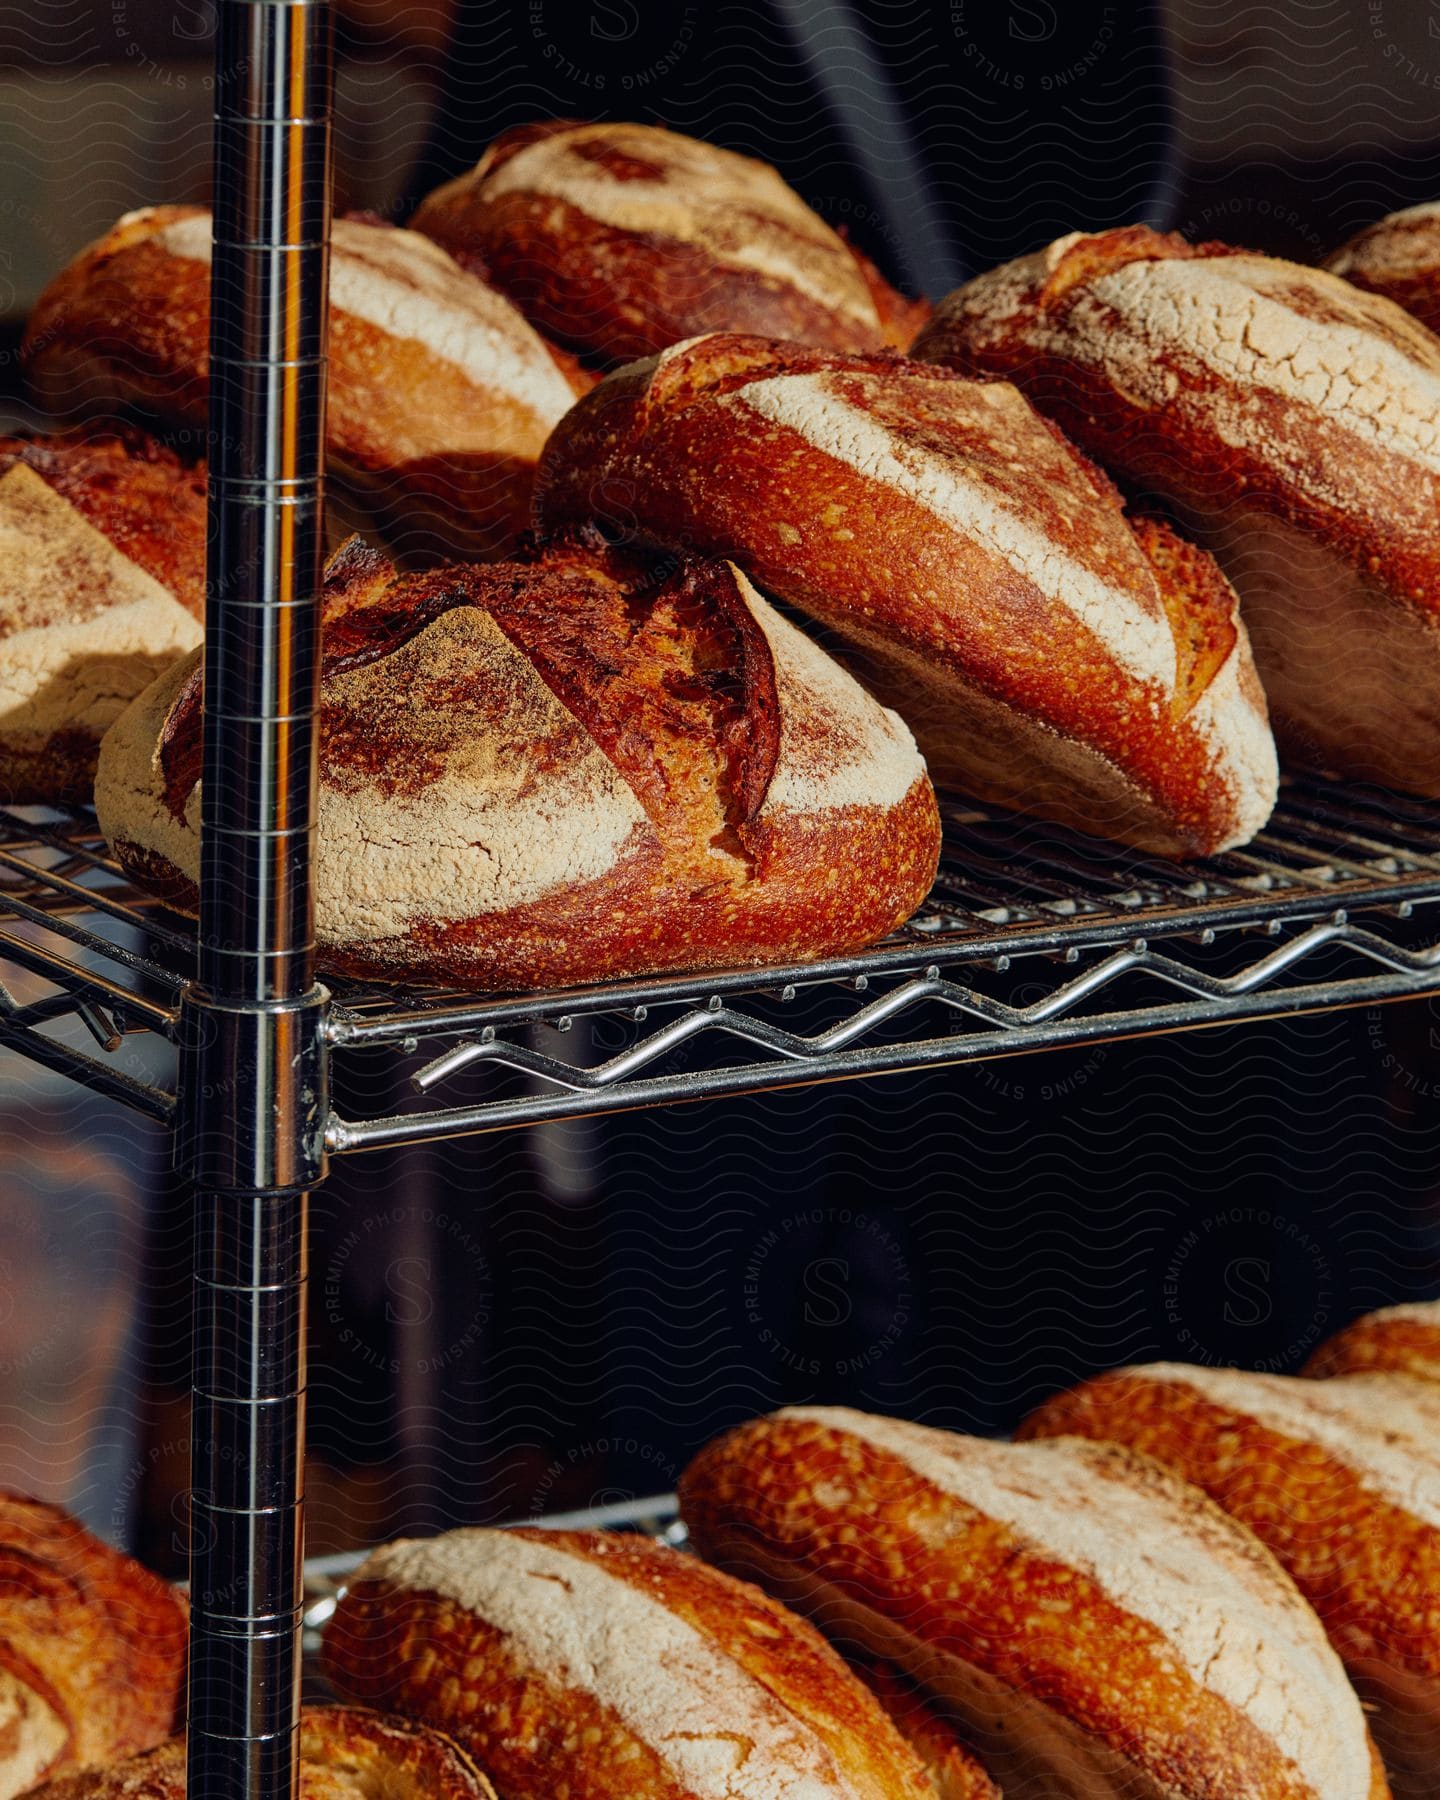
[1304,1302,1440,1380]
[679,1406,1388,1800]
[535,332,1277,856]
[23,207,590,561]
[412,120,925,366]
[0,1491,187,1800]
[913,226,1440,794]
[1328,206,1440,337]
[322,1525,947,1800]
[96,533,938,988]
[0,431,204,802]
[30,1706,498,1800]
[1020,1365,1440,1800]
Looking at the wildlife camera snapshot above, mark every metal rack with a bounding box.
[5,4,1440,1798]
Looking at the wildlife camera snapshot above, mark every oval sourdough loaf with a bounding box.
[913,225,1440,795]
[95,533,939,989]
[1328,205,1440,336]
[679,1406,1389,1800]
[322,1523,965,1800]
[0,428,203,803]
[535,332,1278,856]
[1304,1301,1440,1380]
[1019,1364,1440,1800]
[0,1490,187,1800]
[411,120,927,366]
[23,207,590,562]
[30,1707,499,1800]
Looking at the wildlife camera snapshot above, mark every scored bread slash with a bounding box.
[322,1524,970,1800]
[95,533,939,990]
[679,1406,1390,1800]
[534,332,1278,857]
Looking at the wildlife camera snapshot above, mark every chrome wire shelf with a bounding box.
[5,780,1440,1148]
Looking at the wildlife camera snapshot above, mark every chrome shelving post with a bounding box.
[177,6,334,1800]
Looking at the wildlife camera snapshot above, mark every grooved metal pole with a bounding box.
[179,7,334,1800]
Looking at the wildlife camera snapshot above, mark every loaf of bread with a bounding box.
[0,429,203,803]
[96,532,939,988]
[30,1706,498,1800]
[679,1406,1388,1800]
[23,207,590,561]
[0,1491,187,1800]
[842,1654,999,1800]
[913,225,1440,795]
[1019,1364,1440,1800]
[1304,1301,1440,1380]
[1328,206,1440,336]
[411,120,928,367]
[535,332,1278,856]
[323,1523,952,1800]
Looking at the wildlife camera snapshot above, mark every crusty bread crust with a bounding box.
[914,225,1440,794]
[23,207,590,562]
[96,534,938,989]
[411,120,919,366]
[0,1491,187,1800]
[31,1706,499,1800]
[1328,204,1440,338]
[1304,1301,1440,1381]
[534,332,1277,856]
[841,1654,999,1800]
[679,1408,1387,1800]
[324,1525,941,1800]
[1020,1365,1440,1800]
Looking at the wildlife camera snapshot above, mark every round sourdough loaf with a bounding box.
[1304,1301,1440,1380]
[0,1490,187,1800]
[23,207,591,562]
[534,332,1278,857]
[411,120,927,367]
[95,534,939,989]
[322,1524,963,1800]
[1328,205,1440,337]
[0,428,203,804]
[30,1707,499,1800]
[1019,1365,1440,1800]
[914,226,1440,795]
[679,1406,1389,1800]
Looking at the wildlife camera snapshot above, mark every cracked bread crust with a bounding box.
[95,533,938,990]
[411,120,921,366]
[534,332,1277,856]
[0,1491,187,1800]
[913,225,1440,794]
[323,1526,942,1800]
[1304,1302,1440,1381]
[679,1408,1388,1800]
[22,206,591,562]
[31,1706,499,1800]
[1327,205,1440,338]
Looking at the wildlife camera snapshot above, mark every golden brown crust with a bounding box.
[97,534,939,989]
[31,1706,499,1800]
[840,1654,999,1800]
[914,225,1440,794]
[534,331,1277,857]
[411,120,910,366]
[1304,1304,1440,1381]
[0,1491,187,1799]
[679,1409,1387,1800]
[23,207,590,562]
[1327,206,1440,338]
[323,1525,940,1800]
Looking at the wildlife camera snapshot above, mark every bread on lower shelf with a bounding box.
[678,1405,1388,1800]
[534,332,1278,857]
[0,429,203,804]
[95,532,940,989]
[1019,1364,1440,1800]
[0,1491,187,1800]
[1304,1301,1440,1380]
[29,1706,498,1800]
[913,226,1440,796]
[1328,205,1440,337]
[321,1524,961,1800]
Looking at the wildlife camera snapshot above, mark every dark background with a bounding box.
[1,0,1438,1563]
